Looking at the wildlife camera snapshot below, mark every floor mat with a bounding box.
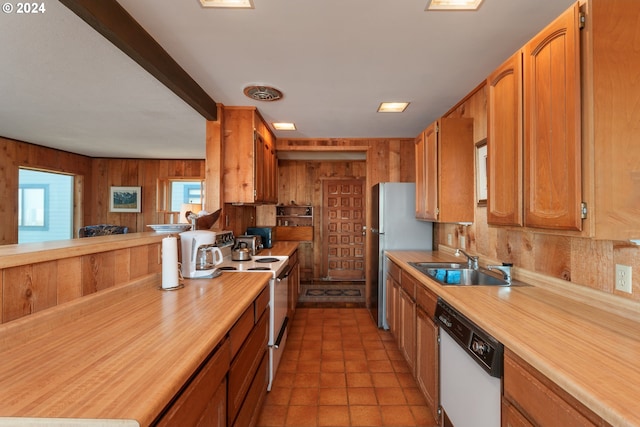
[298,283,365,303]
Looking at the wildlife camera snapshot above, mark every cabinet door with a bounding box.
[416,307,439,425]
[415,132,428,219]
[523,2,582,231]
[438,117,475,223]
[398,287,416,373]
[487,51,523,226]
[501,398,534,427]
[254,131,265,203]
[423,122,439,221]
[386,275,398,337]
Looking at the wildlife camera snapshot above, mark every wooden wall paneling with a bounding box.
[82,251,117,295]
[570,238,613,294]
[129,245,150,280]
[57,257,83,304]
[3,262,57,323]
[206,111,224,216]
[0,139,19,245]
[91,159,110,225]
[114,248,132,285]
[148,243,162,275]
[0,271,3,324]
[532,234,572,281]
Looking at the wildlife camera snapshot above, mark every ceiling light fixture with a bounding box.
[243,85,284,101]
[199,0,254,9]
[273,122,296,131]
[425,0,484,11]
[377,102,410,113]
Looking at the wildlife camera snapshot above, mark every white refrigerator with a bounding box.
[370,182,433,328]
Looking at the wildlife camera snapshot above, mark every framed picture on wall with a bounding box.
[110,186,142,212]
[476,139,487,206]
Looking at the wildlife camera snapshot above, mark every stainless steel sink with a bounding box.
[408,262,510,286]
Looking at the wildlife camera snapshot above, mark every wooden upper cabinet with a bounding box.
[414,132,428,219]
[487,51,523,226]
[523,2,582,231]
[415,118,474,222]
[223,107,278,204]
[585,0,640,240]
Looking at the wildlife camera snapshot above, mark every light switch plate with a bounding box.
[615,264,632,294]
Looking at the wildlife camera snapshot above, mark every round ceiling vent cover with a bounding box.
[243,85,283,102]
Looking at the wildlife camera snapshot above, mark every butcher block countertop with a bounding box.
[0,269,272,425]
[386,249,640,427]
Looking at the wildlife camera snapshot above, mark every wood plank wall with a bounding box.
[0,135,207,245]
[272,138,415,286]
[0,137,93,245]
[1,242,161,323]
[440,84,640,301]
[90,158,206,233]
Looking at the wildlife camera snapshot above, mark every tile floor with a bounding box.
[256,307,438,427]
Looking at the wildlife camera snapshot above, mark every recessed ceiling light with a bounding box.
[199,0,254,9]
[273,122,296,131]
[377,102,410,113]
[425,0,484,11]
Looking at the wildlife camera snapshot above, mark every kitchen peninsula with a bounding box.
[0,235,298,426]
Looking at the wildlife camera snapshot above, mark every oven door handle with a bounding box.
[272,316,289,349]
[277,265,292,281]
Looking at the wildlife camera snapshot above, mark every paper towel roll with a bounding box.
[162,236,180,289]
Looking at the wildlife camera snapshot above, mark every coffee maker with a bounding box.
[179,230,223,278]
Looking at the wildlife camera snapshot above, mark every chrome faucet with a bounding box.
[487,264,513,285]
[455,249,479,270]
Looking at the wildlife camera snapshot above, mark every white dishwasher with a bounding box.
[435,298,503,427]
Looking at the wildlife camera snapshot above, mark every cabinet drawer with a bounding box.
[254,286,269,323]
[229,304,255,360]
[416,285,437,318]
[503,349,609,427]
[388,259,401,283]
[228,309,269,423]
[400,270,417,300]
[232,352,268,427]
[156,338,230,427]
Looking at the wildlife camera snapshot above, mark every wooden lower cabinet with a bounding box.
[415,283,439,425]
[288,250,300,320]
[228,307,269,425]
[398,271,417,373]
[155,339,231,427]
[389,262,439,425]
[386,260,401,337]
[155,285,269,427]
[503,349,611,427]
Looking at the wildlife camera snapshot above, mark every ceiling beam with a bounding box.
[59,0,217,121]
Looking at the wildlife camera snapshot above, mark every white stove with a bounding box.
[215,246,289,391]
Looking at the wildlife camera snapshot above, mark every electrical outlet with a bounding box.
[447,234,453,245]
[459,235,466,249]
[615,264,633,294]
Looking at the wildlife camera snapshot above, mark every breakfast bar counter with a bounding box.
[0,268,272,425]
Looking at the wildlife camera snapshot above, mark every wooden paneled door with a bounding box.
[322,179,365,280]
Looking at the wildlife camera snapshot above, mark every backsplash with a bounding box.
[437,220,640,302]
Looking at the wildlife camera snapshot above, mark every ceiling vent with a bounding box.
[243,85,283,101]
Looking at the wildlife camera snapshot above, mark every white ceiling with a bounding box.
[0,0,576,159]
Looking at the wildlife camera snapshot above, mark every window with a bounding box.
[19,185,48,228]
[170,181,202,212]
[18,169,74,243]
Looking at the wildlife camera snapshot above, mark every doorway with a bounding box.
[321,178,366,281]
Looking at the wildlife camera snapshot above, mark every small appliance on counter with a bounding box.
[234,235,262,255]
[179,230,223,278]
[246,226,274,249]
